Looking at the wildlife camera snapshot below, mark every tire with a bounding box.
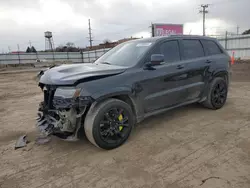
[84,99,135,150]
[202,77,228,109]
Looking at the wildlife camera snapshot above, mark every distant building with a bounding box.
[85,37,139,51]
[11,51,25,54]
[117,37,138,43]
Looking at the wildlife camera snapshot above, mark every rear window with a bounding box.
[202,40,223,55]
[182,40,204,60]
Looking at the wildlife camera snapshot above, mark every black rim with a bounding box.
[212,81,227,106]
[99,107,130,144]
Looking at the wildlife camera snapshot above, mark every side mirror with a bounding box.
[151,54,164,65]
[144,54,165,70]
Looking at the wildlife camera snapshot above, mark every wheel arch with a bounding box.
[214,71,229,84]
[201,70,229,102]
[110,95,138,118]
[96,95,137,118]
[89,87,138,119]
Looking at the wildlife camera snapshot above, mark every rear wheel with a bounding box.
[202,77,228,109]
[84,99,135,150]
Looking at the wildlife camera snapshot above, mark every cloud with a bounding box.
[0,0,249,52]
[0,0,88,29]
[0,0,40,9]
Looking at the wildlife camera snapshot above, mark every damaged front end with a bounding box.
[36,84,93,141]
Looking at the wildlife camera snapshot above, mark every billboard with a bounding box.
[152,23,183,37]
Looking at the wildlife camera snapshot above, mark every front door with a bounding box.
[139,40,190,113]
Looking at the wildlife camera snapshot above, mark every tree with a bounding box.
[31,46,37,53]
[26,47,31,53]
[66,42,75,47]
[103,39,111,44]
[242,29,250,35]
[55,45,65,52]
[55,44,80,52]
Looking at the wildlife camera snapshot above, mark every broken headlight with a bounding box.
[54,88,81,98]
[53,88,93,109]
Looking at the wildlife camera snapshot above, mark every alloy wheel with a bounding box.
[211,81,227,107]
[99,107,130,144]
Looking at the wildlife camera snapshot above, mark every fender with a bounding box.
[211,69,229,84]
[200,69,229,102]
[90,86,142,122]
[92,86,134,102]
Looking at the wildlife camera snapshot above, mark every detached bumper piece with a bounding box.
[36,109,77,140]
[36,110,57,136]
[15,135,29,150]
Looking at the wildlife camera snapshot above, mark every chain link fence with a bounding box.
[0,48,111,65]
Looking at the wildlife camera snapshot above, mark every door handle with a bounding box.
[176,65,184,69]
[206,60,212,64]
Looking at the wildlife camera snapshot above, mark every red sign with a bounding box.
[153,24,183,37]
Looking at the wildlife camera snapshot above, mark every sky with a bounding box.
[0,0,249,52]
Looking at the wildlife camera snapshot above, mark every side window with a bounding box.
[160,40,180,63]
[202,40,223,55]
[182,40,204,60]
[144,46,160,63]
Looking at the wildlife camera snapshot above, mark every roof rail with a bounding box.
[168,34,215,39]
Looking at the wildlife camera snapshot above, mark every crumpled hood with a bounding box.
[39,63,126,85]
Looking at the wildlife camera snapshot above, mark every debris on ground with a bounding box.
[200,176,231,186]
[35,135,52,145]
[15,135,29,150]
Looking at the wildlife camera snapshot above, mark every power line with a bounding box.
[199,4,209,36]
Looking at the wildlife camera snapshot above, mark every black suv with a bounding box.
[36,35,231,149]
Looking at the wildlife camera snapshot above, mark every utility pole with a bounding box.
[17,44,21,64]
[149,23,154,37]
[225,31,228,50]
[199,4,209,36]
[88,19,93,48]
[237,25,240,35]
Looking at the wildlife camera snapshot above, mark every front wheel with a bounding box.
[84,99,135,150]
[202,77,228,109]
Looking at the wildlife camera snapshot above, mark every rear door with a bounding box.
[178,39,210,101]
[201,39,230,88]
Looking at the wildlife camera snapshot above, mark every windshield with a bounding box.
[95,41,153,67]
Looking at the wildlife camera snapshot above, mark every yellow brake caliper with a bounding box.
[118,114,123,131]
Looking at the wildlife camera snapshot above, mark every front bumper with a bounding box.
[36,103,81,141]
[36,101,91,141]
[36,84,93,141]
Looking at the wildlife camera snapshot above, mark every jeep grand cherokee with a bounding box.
[36,35,231,149]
